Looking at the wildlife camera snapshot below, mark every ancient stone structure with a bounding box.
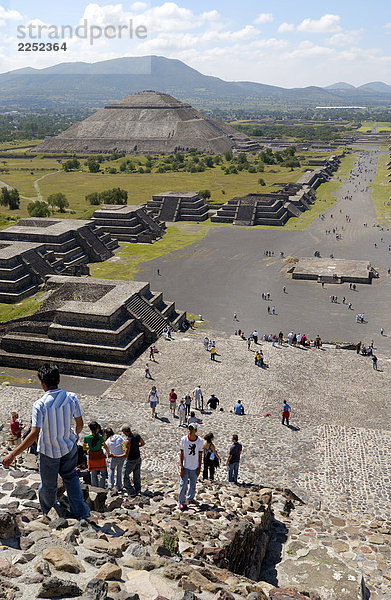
[146,191,210,222]
[34,91,260,155]
[90,205,165,243]
[289,257,378,284]
[211,157,341,226]
[211,192,313,226]
[0,276,185,378]
[0,241,60,303]
[0,218,117,302]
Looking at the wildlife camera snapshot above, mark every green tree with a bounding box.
[198,189,211,200]
[258,178,266,186]
[1,187,20,210]
[48,193,69,213]
[63,158,80,171]
[8,188,20,210]
[86,157,101,173]
[86,192,101,205]
[27,200,51,217]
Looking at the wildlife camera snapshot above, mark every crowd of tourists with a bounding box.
[1,364,250,518]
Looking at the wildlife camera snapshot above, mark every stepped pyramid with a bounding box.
[35,91,259,155]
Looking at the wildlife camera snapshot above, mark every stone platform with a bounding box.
[290,257,378,284]
[146,191,210,222]
[0,218,118,302]
[91,205,165,243]
[0,276,186,378]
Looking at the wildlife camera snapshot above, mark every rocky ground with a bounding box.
[0,332,391,598]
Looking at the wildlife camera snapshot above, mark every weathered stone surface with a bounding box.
[95,563,122,581]
[81,578,108,600]
[269,590,309,600]
[10,485,36,500]
[37,576,83,598]
[0,557,22,578]
[0,511,20,539]
[42,547,85,573]
[84,539,122,557]
[125,571,175,600]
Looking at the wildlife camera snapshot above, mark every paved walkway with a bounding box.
[135,148,391,351]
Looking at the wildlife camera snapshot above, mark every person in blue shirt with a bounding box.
[233,400,245,415]
[282,402,291,426]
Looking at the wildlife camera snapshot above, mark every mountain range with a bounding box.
[1,55,391,110]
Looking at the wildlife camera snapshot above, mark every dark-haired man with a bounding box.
[178,423,203,509]
[2,364,90,521]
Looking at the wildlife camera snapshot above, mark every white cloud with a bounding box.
[251,38,288,50]
[297,14,341,34]
[131,2,148,10]
[384,23,391,32]
[285,40,335,59]
[254,13,273,25]
[278,22,295,33]
[0,5,23,27]
[327,30,363,47]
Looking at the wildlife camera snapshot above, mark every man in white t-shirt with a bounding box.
[178,423,203,509]
[192,385,203,411]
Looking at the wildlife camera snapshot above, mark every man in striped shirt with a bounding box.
[2,364,90,521]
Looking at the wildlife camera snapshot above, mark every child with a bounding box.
[9,411,24,447]
[282,402,291,426]
[177,399,186,427]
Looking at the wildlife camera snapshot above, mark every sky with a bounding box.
[1,0,390,87]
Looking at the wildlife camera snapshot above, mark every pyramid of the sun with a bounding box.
[35,91,259,155]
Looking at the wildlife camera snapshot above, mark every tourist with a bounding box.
[372,355,378,371]
[281,401,291,426]
[148,386,159,419]
[203,336,209,350]
[288,331,293,345]
[178,423,204,509]
[253,330,259,344]
[247,337,252,350]
[177,399,187,427]
[145,363,152,379]
[203,432,220,482]
[188,411,203,426]
[234,400,245,415]
[227,434,242,484]
[192,385,204,411]
[233,313,239,321]
[103,427,125,491]
[380,328,384,336]
[9,411,25,447]
[120,424,145,496]
[207,394,220,410]
[278,331,283,345]
[2,364,90,521]
[84,421,109,489]
[184,392,192,416]
[271,306,276,315]
[169,388,177,416]
[210,343,216,361]
[254,350,260,366]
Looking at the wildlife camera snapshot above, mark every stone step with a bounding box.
[0,349,128,378]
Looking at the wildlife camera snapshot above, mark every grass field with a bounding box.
[357,121,391,133]
[0,152,307,222]
[0,291,45,323]
[370,153,391,225]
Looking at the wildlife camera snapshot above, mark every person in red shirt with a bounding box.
[10,411,25,446]
[169,388,178,416]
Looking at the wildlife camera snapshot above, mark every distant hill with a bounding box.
[0,55,390,110]
[325,82,356,90]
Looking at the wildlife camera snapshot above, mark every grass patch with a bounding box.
[357,121,391,133]
[0,291,45,323]
[90,224,210,280]
[370,153,391,225]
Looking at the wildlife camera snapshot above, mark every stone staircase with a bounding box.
[158,197,180,221]
[234,202,256,226]
[74,226,113,262]
[126,294,170,335]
